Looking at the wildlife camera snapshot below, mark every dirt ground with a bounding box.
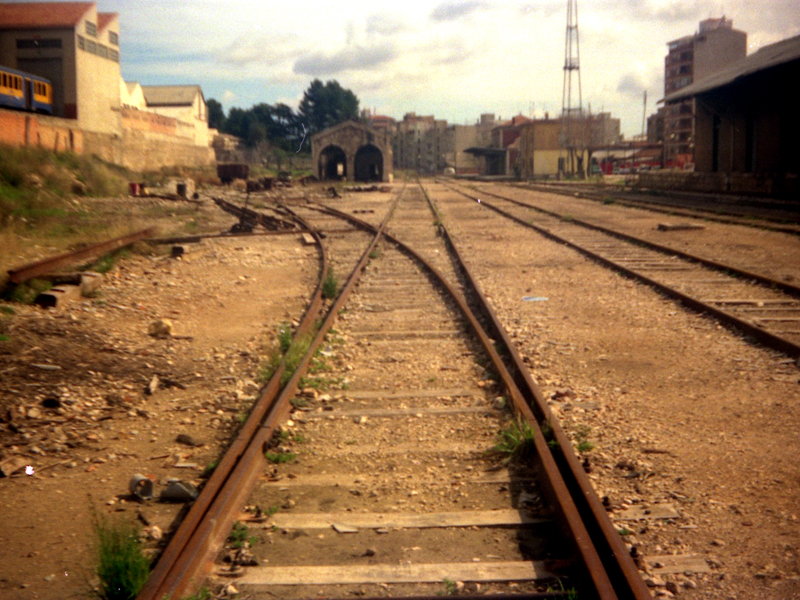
[0,191,319,599]
[1,182,799,600]
[428,181,800,600]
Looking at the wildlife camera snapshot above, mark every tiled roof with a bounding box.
[0,2,94,29]
[97,12,117,32]
[142,85,203,107]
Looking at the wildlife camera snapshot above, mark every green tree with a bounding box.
[207,98,226,131]
[298,79,359,136]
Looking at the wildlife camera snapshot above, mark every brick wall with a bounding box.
[1,108,212,172]
[0,109,83,153]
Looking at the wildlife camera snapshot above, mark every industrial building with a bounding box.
[662,34,800,197]
[0,1,212,170]
[311,120,393,183]
[0,1,120,134]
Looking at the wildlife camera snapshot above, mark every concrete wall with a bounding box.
[75,11,121,135]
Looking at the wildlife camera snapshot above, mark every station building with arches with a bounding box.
[311,120,393,183]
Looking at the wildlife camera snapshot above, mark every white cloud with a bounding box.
[83,0,800,135]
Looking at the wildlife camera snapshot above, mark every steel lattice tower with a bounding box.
[560,0,585,178]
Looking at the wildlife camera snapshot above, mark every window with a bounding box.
[109,49,119,62]
[87,40,97,54]
[78,35,85,50]
[17,38,62,49]
[86,21,97,37]
[109,31,119,46]
[97,44,108,58]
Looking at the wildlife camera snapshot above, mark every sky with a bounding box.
[83,0,800,137]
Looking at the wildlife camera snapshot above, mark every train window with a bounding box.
[1,73,5,87]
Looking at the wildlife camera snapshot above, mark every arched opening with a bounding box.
[354,144,383,182]
[319,145,347,180]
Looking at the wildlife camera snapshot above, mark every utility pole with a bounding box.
[642,90,647,139]
[560,0,585,178]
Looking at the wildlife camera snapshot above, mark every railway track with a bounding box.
[437,180,800,361]
[135,183,651,600]
[518,181,800,234]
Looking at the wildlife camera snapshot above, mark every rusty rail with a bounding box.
[140,183,648,600]
[445,182,800,361]
[7,228,154,284]
[306,199,644,599]
[421,185,651,600]
[137,189,403,600]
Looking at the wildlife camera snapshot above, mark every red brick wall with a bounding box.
[0,109,83,153]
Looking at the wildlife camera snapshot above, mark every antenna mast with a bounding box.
[560,0,585,178]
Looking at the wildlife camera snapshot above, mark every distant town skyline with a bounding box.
[23,0,800,137]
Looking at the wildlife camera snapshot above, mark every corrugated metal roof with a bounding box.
[664,34,800,102]
[0,2,94,29]
[141,85,203,107]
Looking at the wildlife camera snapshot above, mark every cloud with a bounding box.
[606,0,706,23]
[366,12,406,36]
[426,39,474,66]
[518,2,562,19]
[222,90,236,103]
[293,44,397,76]
[430,1,487,22]
[616,72,648,98]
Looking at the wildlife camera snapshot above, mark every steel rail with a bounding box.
[418,186,651,600]
[6,228,155,284]
[445,183,800,360]
[518,181,800,235]
[137,188,404,600]
[136,208,326,600]
[308,198,625,599]
[212,196,298,230]
[459,182,800,298]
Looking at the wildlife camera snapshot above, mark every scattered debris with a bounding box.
[148,319,173,338]
[160,479,199,502]
[129,474,155,500]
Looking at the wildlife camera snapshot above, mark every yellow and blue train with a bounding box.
[0,65,53,114]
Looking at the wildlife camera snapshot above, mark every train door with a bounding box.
[23,77,33,111]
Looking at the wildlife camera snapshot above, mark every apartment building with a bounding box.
[663,17,746,166]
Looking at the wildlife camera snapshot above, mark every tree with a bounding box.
[298,79,359,136]
[207,98,226,131]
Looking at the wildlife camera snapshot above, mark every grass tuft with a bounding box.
[322,269,338,300]
[91,511,150,600]
[490,420,536,461]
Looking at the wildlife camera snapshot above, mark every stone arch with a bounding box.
[354,144,384,182]
[319,145,347,180]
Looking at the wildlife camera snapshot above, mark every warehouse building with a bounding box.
[662,34,800,197]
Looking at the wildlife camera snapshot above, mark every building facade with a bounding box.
[518,118,562,179]
[312,120,393,183]
[0,1,120,134]
[0,2,213,170]
[663,17,746,166]
[663,34,800,197]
